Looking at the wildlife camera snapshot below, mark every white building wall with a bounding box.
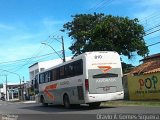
[29,63,39,80]
[0,83,20,101]
[0,85,5,98]
[29,57,71,81]
[2,84,6,98]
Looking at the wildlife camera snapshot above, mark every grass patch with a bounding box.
[101,100,160,107]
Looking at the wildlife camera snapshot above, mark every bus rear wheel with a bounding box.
[63,94,70,109]
[89,102,101,108]
[41,96,48,107]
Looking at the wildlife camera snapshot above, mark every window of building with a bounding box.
[13,92,18,98]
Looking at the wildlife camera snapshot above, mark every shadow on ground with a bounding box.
[19,104,116,113]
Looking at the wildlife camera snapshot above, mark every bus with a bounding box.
[35,51,124,108]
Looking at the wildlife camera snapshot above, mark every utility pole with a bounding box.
[61,36,66,62]
[41,36,66,62]
[22,76,25,101]
[5,75,7,100]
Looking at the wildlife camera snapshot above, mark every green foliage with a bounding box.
[63,13,149,58]
[121,62,135,74]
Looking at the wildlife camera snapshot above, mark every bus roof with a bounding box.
[38,51,119,74]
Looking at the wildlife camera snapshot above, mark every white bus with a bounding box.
[35,51,124,108]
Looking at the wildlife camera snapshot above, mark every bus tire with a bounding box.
[41,96,48,107]
[63,94,70,109]
[89,102,101,108]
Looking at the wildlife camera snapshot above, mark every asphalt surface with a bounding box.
[0,100,160,120]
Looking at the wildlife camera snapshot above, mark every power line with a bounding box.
[145,24,160,32]
[145,35,160,41]
[7,34,59,72]
[0,76,5,83]
[0,52,56,65]
[0,33,67,73]
[145,28,160,36]
[87,0,106,12]
[87,0,113,12]
[93,0,113,11]
[147,41,160,47]
[0,51,62,73]
[139,11,160,23]
[10,51,62,72]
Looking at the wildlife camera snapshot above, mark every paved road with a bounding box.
[0,101,160,120]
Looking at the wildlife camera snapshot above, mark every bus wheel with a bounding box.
[63,94,70,109]
[41,96,48,107]
[89,102,101,108]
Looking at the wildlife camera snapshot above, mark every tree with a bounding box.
[121,62,135,74]
[62,13,149,58]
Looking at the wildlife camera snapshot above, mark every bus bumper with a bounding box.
[85,91,124,103]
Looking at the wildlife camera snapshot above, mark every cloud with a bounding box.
[0,43,41,62]
[139,0,160,7]
[0,23,14,30]
[43,19,65,26]
[42,18,65,27]
[132,0,160,19]
[0,17,69,71]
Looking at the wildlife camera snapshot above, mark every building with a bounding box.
[0,83,22,101]
[0,84,5,100]
[130,53,160,75]
[124,53,160,100]
[27,57,71,99]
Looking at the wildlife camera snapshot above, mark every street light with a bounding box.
[0,69,22,100]
[41,40,66,62]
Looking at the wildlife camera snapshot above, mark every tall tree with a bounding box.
[122,62,135,74]
[63,13,149,58]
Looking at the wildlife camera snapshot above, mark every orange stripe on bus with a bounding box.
[44,83,58,100]
[98,66,112,73]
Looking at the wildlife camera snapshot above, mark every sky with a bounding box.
[0,0,160,84]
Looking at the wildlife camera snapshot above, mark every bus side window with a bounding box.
[39,73,45,84]
[52,69,56,81]
[60,66,65,79]
[52,68,60,80]
[65,65,69,78]
[44,72,48,83]
[73,59,83,76]
[44,71,51,83]
[48,71,51,82]
[68,63,74,77]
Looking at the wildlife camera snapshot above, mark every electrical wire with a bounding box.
[87,0,106,12]
[147,41,160,47]
[145,28,160,36]
[145,24,160,32]
[9,34,60,72]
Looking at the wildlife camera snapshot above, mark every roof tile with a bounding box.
[129,60,160,75]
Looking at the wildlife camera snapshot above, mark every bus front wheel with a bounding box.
[63,94,70,109]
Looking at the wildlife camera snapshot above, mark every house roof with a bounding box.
[144,68,160,74]
[140,53,160,62]
[129,60,160,75]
